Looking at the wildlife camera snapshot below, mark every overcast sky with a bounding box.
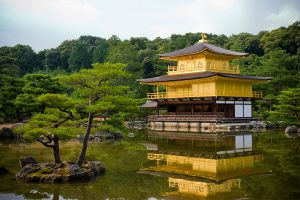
[0,0,300,52]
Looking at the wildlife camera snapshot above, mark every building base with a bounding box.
[148,121,255,133]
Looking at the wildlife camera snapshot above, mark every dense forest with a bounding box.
[0,21,299,125]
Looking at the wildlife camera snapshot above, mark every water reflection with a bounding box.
[142,131,269,199]
[166,177,240,199]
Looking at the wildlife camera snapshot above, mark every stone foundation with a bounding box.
[148,121,254,133]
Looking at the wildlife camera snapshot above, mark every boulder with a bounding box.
[85,161,105,175]
[113,132,123,139]
[128,133,134,138]
[16,161,105,183]
[284,126,298,138]
[285,126,298,134]
[0,166,9,176]
[19,156,37,168]
[16,163,41,180]
[0,128,13,138]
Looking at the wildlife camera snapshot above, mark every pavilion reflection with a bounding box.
[166,177,240,199]
[141,131,268,199]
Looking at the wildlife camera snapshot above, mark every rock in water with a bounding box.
[19,156,37,168]
[128,133,134,138]
[285,126,298,133]
[16,161,105,183]
[285,126,298,138]
[0,128,13,138]
[0,166,9,176]
[113,132,123,139]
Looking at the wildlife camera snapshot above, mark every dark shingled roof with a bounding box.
[159,42,248,57]
[137,72,272,83]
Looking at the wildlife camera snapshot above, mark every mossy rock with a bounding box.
[16,160,105,183]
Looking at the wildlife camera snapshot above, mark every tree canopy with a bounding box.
[15,94,79,163]
[61,62,138,165]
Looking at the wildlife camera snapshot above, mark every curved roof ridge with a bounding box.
[137,72,272,83]
[159,42,248,57]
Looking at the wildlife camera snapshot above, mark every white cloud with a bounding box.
[2,0,102,33]
[0,0,299,51]
[266,5,300,29]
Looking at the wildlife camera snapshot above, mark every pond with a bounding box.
[0,130,299,200]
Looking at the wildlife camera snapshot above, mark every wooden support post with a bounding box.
[213,102,217,115]
[191,103,194,116]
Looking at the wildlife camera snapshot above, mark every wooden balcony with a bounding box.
[167,65,240,75]
[147,115,221,122]
[147,91,263,100]
[147,115,253,123]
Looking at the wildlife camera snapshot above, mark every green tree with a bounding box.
[56,40,78,71]
[12,44,37,74]
[15,94,79,163]
[15,74,65,117]
[260,21,300,55]
[129,37,149,50]
[225,32,263,55]
[0,76,24,122]
[44,49,61,71]
[253,49,299,95]
[0,46,20,76]
[92,38,109,63]
[106,41,140,73]
[269,88,300,124]
[68,42,91,71]
[62,62,138,166]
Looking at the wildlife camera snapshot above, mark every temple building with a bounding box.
[138,34,272,130]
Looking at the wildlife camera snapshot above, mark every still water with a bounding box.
[0,131,299,200]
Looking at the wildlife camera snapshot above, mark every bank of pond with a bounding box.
[0,130,300,200]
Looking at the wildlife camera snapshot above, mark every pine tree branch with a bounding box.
[36,138,55,148]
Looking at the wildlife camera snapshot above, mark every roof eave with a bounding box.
[159,49,248,60]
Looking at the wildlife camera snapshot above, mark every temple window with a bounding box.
[223,62,227,69]
[217,104,225,112]
[198,61,203,69]
[194,105,203,112]
[203,104,212,112]
[207,61,212,69]
[179,64,185,71]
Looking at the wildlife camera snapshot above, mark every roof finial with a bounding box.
[198,33,208,43]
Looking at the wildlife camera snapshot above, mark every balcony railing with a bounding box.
[147,91,263,99]
[147,114,222,122]
[252,91,262,98]
[167,65,240,75]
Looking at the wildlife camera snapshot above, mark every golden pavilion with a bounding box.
[138,34,272,127]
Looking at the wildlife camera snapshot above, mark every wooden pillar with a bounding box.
[191,103,194,116]
[213,102,217,115]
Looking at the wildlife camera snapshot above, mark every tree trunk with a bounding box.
[16,108,22,122]
[53,135,62,164]
[77,112,93,166]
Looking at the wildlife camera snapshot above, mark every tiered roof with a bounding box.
[138,72,272,84]
[159,41,248,59]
